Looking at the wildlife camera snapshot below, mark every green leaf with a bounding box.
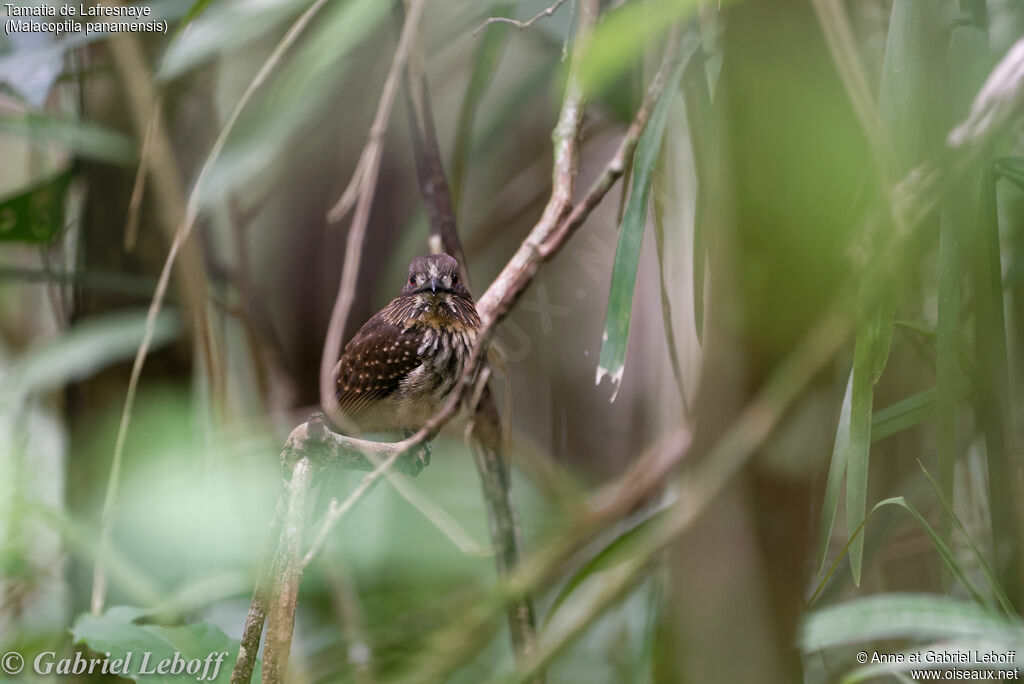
[917,461,1015,617]
[883,497,989,608]
[845,319,882,586]
[837,0,925,587]
[0,166,74,244]
[679,47,715,342]
[71,607,255,683]
[973,170,1021,603]
[0,112,135,165]
[871,387,936,442]
[545,506,666,623]
[877,0,931,167]
[893,318,936,341]
[935,9,988,583]
[799,593,1018,654]
[596,40,694,401]
[651,94,689,407]
[810,496,990,610]
[816,370,853,574]
[1,310,181,397]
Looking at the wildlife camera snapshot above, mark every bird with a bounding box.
[329,253,480,460]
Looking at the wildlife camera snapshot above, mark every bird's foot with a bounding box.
[401,430,432,475]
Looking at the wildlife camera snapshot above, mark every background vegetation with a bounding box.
[1,0,1023,682]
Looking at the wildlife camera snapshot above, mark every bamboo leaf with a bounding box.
[871,388,935,442]
[1,310,181,398]
[917,461,1015,617]
[0,111,135,165]
[817,369,853,574]
[885,497,989,608]
[810,496,991,610]
[842,0,924,588]
[973,168,1022,605]
[800,593,1017,654]
[845,319,882,586]
[545,506,666,624]
[893,318,936,341]
[935,4,989,583]
[596,41,694,401]
[651,89,690,408]
[679,48,715,342]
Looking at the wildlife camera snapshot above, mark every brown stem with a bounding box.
[261,457,317,683]
[230,494,286,684]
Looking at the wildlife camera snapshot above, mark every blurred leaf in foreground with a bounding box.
[0,111,136,165]
[800,592,1022,654]
[71,606,257,683]
[1,310,180,397]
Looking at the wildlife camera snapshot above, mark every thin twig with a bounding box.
[473,0,569,36]
[123,98,159,252]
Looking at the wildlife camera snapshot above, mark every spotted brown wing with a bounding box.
[333,310,424,417]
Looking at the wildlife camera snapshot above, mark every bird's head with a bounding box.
[397,254,478,329]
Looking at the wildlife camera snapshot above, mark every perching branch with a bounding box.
[260,457,317,683]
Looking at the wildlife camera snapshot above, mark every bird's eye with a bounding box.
[409,276,416,286]
[451,274,459,285]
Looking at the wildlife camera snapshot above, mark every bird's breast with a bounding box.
[409,326,476,396]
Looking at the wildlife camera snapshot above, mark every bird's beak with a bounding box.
[428,277,441,294]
